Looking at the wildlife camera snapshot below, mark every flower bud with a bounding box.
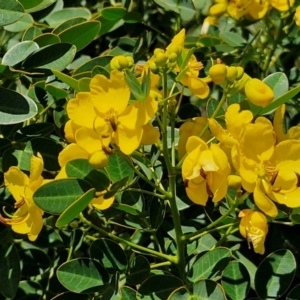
[154,48,164,56]
[149,61,159,74]
[209,64,227,85]
[118,55,129,68]
[110,56,121,70]
[167,44,181,56]
[88,151,109,169]
[245,78,274,107]
[209,3,227,16]
[168,52,178,63]
[227,175,242,190]
[236,66,244,80]
[155,52,168,67]
[126,56,134,67]
[226,66,238,82]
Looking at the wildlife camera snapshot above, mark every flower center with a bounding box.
[105,109,118,132]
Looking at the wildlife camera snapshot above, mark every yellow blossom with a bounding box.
[182,136,231,205]
[1,154,45,241]
[245,78,274,107]
[271,0,294,11]
[239,209,268,254]
[209,63,227,85]
[295,6,300,26]
[67,70,158,155]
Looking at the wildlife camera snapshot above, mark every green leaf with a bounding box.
[0,138,12,156]
[0,243,20,299]
[33,33,61,47]
[111,203,140,215]
[167,287,190,300]
[120,286,137,300]
[263,72,289,99]
[123,11,142,23]
[25,0,57,13]
[55,188,95,228]
[49,292,90,300]
[78,77,91,91]
[0,0,24,26]
[258,85,300,115]
[58,21,101,51]
[2,41,39,67]
[138,275,183,299]
[52,69,79,91]
[101,7,126,21]
[219,32,246,47]
[221,261,250,300]
[73,56,112,74]
[124,69,145,101]
[22,26,42,41]
[18,0,43,11]
[105,152,134,182]
[126,255,150,285]
[33,178,92,214]
[188,247,231,283]
[14,122,54,142]
[0,88,37,124]
[46,83,68,99]
[45,7,91,27]
[192,280,226,299]
[286,284,300,300]
[65,159,110,192]
[2,148,32,172]
[21,43,76,76]
[255,249,296,299]
[90,238,128,273]
[4,13,33,32]
[57,258,109,293]
[104,176,129,199]
[52,17,86,34]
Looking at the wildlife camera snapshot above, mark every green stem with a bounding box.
[150,261,172,269]
[211,225,239,249]
[185,222,238,243]
[161,70,186,279]
[125,188,165,199]
[183,193,237,242]
[80,213,177,263]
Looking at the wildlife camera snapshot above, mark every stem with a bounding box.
[161,70,186,278]
[80,213,177,263]
[183,193,237,242]
[150,261,172,269]
[125,188,165,199]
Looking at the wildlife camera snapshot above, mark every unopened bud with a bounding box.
[227,175,242,190]
[226,66,238,82]
[89,151,109,169]
[209,64,227,85]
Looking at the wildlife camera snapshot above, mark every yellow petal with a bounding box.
[58,143,88,167]
[4,167,29,202]
[91,70,130,115]
[186,76,210,99]
[273,105,288,143]
[29,154,44,192]
[140,124,160,145]
[186,136,207,154]
[75,127,105,154]
[91,195,114,210]
[67,92,99,129]
[254,180,278,217]
[186,179,208,205]
[27,205,44,241]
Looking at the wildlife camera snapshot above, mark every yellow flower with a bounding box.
[232,117,300,217]
[295,6,300,26]
[1,154,45,241]
[209,63,227,85]
[273,104,300,143]
[57,145,114,210]
[245,78,274,107]
[67,70,158,155]
[271,0,294,11]
[182,136,231,205]
[177,117,211,160]
[239,209,268,254]
[209,103,253,148]
[167,30,210,99]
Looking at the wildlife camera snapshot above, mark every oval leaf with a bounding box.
[57,258,109,293]
[188,247,231,283]
[255,249,296,299]
[126,255,150,285]
[33,178,92,214]
[55,188,95,228]
[0,0,24,26]
[192,279,226,299]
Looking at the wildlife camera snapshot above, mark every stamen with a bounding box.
[102,146,114,155]
[14,197,25,209]
[200,168,207,180]
[184,179,189,188]
[206,182,213,197]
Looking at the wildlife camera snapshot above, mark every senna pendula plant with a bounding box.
[2,28,300,299]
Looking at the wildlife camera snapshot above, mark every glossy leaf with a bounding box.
[2,41,39,67]
[219,32,246,47]
[45,7,91,27]
[52,69,79,91]
[120,286,137,300]
[221,261,250,300]
[192,280,226,299]
[22,26,42,41]
[65,159,110,191]
[21,0,56,13]
[90,238,128,273]
[138,275,183,299]
[51,292,90,300]
[255,249,296,299]
[73,56,112,74]
[14,122,54,142]
[0,243,20,298]
[4,13,33,32]
[56,188,95,228]
[188,247,231,283]
[33,178,92,214]
[263,72,289,99]
[57,258,109,293]
[58,21,101,51]
[124,69,145,101]
[0,0,24,26]
[101,7,126,20]
[167,287,190,300]
[0,88,37,124]
[52,17,86,34]
[33,33,61,47]
[18,0,43,11]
